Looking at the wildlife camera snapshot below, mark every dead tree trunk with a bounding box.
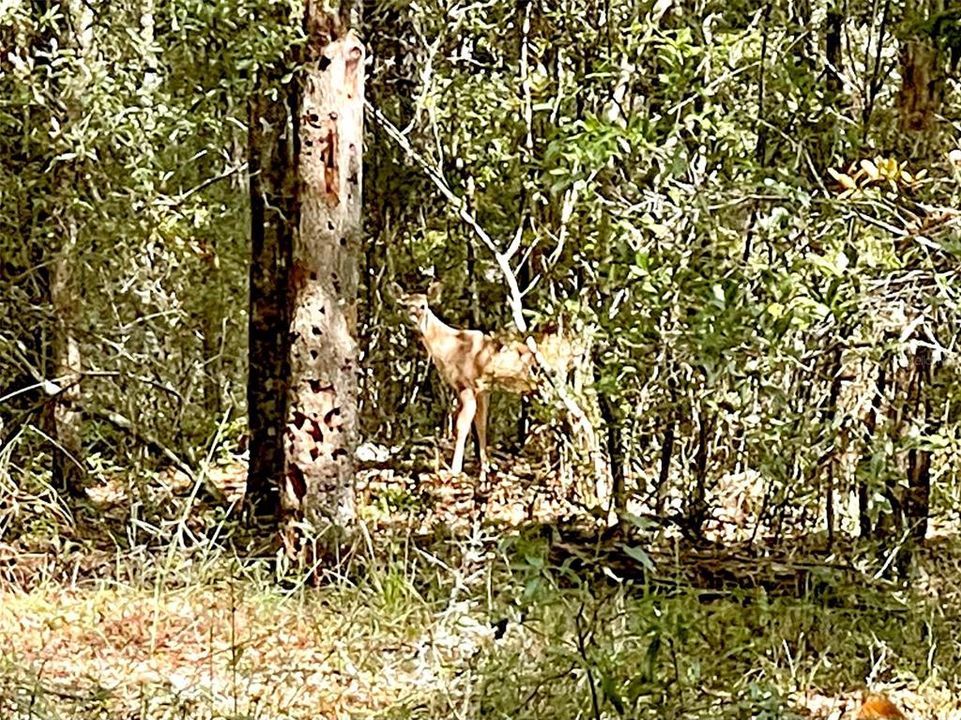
[281,5,364,561]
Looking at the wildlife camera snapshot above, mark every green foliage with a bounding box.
[4,1,961,718]
[3,0,957,540]
[0,0,280,474]
[367,0,961,539]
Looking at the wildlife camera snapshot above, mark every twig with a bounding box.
[89,407,194,480]
[161,162,249,207]
[574,602,602,720]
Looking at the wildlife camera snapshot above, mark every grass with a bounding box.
[2,458,961,718]
[1,534,959,719]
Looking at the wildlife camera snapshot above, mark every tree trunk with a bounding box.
[898,8,942,135]
[246,72,298,518]
[822,344,844,549]
[687,403,712,537]
[825,10,842,96]
[654,375,677,516]
[857,364,886,539]
[47,217,84,496]
[44,0,93,497]
[904,347,933,542]
[814,7,843,169]
[897,0,944,139]
[200,243,223,420]
[282,5,364,561]
[596,387,624,515]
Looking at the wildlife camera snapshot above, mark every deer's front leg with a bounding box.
[450,388,477,475]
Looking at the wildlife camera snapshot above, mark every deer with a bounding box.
[392,282,574,477]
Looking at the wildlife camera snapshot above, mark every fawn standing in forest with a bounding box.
[393,282,572,477]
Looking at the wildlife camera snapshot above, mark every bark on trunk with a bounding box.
[857,364,886,539]
[814,8,843,167]
[48,217,84,496]
[200,246,223,420]
[898,38,941,132]
[825,10,842,96]
[897,1,942,133]
[904,347,933,542]
[822,344,844,549]
[246,78,298,518]
[596,389,624,514]
[654,376,677,517]
[282,8,364,560]
[687,404,712,537]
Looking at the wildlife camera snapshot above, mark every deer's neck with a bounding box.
[418,307,459,354]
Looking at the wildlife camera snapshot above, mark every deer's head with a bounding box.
[390,281,441,330]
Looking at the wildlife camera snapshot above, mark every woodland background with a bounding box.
[1,0,961,718]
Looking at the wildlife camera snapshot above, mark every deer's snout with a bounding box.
[399,294,429,327]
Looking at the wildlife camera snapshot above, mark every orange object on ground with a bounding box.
[857,693,906,719]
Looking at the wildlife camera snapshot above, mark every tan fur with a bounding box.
[397,289,570,475]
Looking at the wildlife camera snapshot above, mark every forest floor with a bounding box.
[2,444,961,719]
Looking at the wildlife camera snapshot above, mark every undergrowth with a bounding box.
[0,458,959,718]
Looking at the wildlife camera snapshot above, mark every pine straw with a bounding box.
[0,579,497,719]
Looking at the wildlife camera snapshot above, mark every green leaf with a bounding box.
[623,545,655,573]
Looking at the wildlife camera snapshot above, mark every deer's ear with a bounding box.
[426,280,443,303]
[386,281,405,302]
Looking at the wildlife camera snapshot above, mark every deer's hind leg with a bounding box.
[450,387,477,475]
[474,390,490,476]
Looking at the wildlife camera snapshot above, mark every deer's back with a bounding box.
[426,324,578,395]
[484,339,537,393]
